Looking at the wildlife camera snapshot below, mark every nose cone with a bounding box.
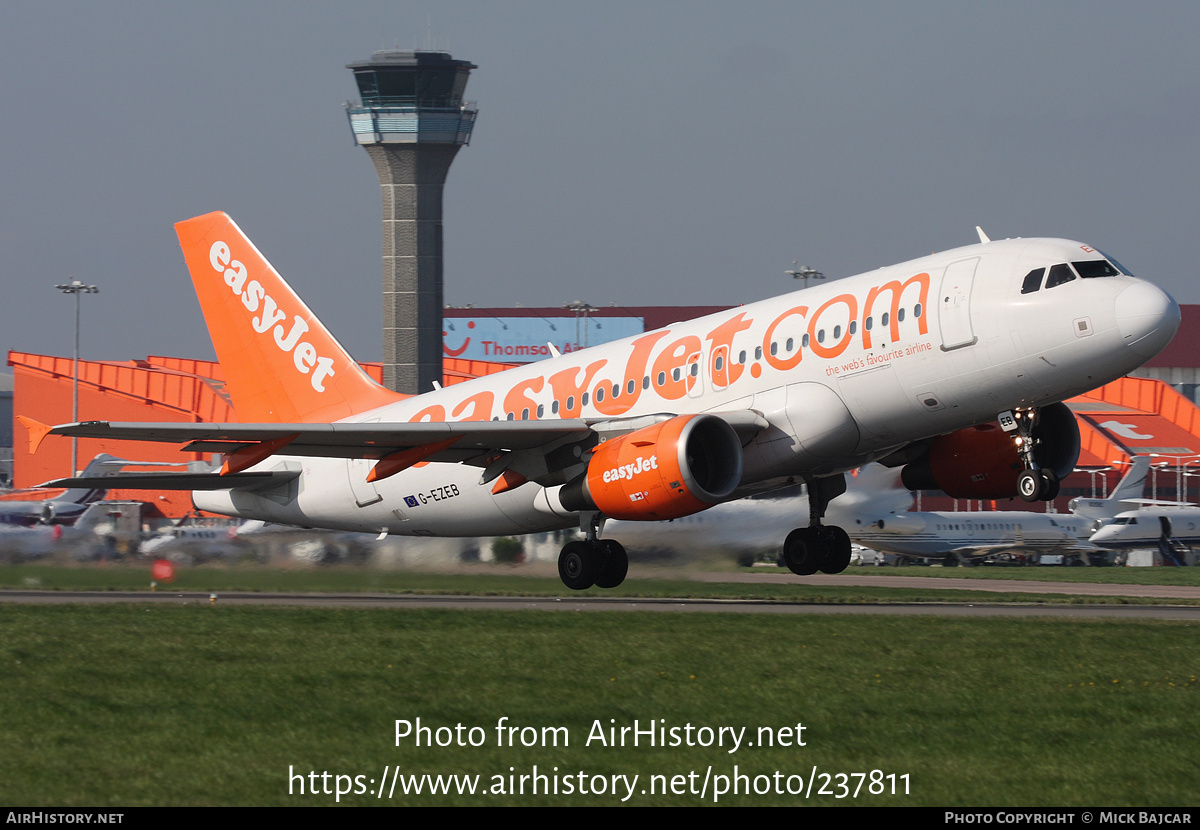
[1116,282,1181,359]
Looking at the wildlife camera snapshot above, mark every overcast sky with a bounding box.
[2,1,1197,365]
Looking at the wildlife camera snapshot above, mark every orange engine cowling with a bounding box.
[900,402,1080,499]
[560,414,744,520]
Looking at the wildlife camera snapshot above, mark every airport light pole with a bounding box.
[786,263,825,290]
[1173,455,1200,503]
[1074,466,1111,499]
[564,301,597,349]
[55,278,99,476]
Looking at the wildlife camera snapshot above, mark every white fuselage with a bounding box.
[195,237,1177,537]
[1089,508,1200,548]
[845,510,1094,559]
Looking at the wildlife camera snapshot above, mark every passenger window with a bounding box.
[1046,263,1076,288]
[1020,268,1044,294]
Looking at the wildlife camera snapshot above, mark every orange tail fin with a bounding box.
[175,212,405,423]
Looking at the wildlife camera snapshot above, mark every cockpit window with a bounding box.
[1020,268,1045,294]
[1097,250,1134,276]
[1073,259,1122,279]
[1045,263,1076,289]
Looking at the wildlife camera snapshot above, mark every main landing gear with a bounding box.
[1001,408,1060,502]
[558,514,628,590]
[782,525,852,575]
[781,474,852,576]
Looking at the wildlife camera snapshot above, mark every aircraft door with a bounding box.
[938,257,979,350]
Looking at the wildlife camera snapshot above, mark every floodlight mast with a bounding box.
[54,278,99,475]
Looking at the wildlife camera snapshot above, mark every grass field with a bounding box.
[2,563,1199,806]
[3,560,1200,605]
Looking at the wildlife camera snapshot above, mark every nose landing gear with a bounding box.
[1001,408,1061,502]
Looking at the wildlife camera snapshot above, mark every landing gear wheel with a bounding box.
[782,528,820,576]
[818,526,852,574]
[1017,469,1041,502]
[594,540,629,589]
[1039,469,1060,501]
[558,540,598,590]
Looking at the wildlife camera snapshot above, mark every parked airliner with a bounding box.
[21,213,1180,589]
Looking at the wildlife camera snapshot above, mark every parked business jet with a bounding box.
[20,214,1180,589]
[848,457,1154,564]
[1067,456,1151,527]
[1089,506,1200,550]
[0,454,130,526]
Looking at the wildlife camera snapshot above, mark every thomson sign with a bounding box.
[443,316,645,362]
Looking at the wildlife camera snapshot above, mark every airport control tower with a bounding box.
[346,50,477,394]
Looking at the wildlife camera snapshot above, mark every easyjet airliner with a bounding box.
[21,214,1180,589]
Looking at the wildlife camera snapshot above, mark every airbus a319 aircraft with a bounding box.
[21,214,1180,589]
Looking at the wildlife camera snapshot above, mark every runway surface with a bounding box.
[699,571,1200,599]
[3,583,1200,619]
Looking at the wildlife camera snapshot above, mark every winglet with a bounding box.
[17,416,53,455]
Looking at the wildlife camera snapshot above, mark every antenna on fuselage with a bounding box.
[976,226,991,244]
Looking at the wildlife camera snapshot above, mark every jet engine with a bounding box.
[559,414,743,520]
[900,402,1080,499]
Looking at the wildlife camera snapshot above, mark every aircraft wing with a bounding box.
[21,410,768,487]
[25,419,594,460]
[35,471,301,491]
